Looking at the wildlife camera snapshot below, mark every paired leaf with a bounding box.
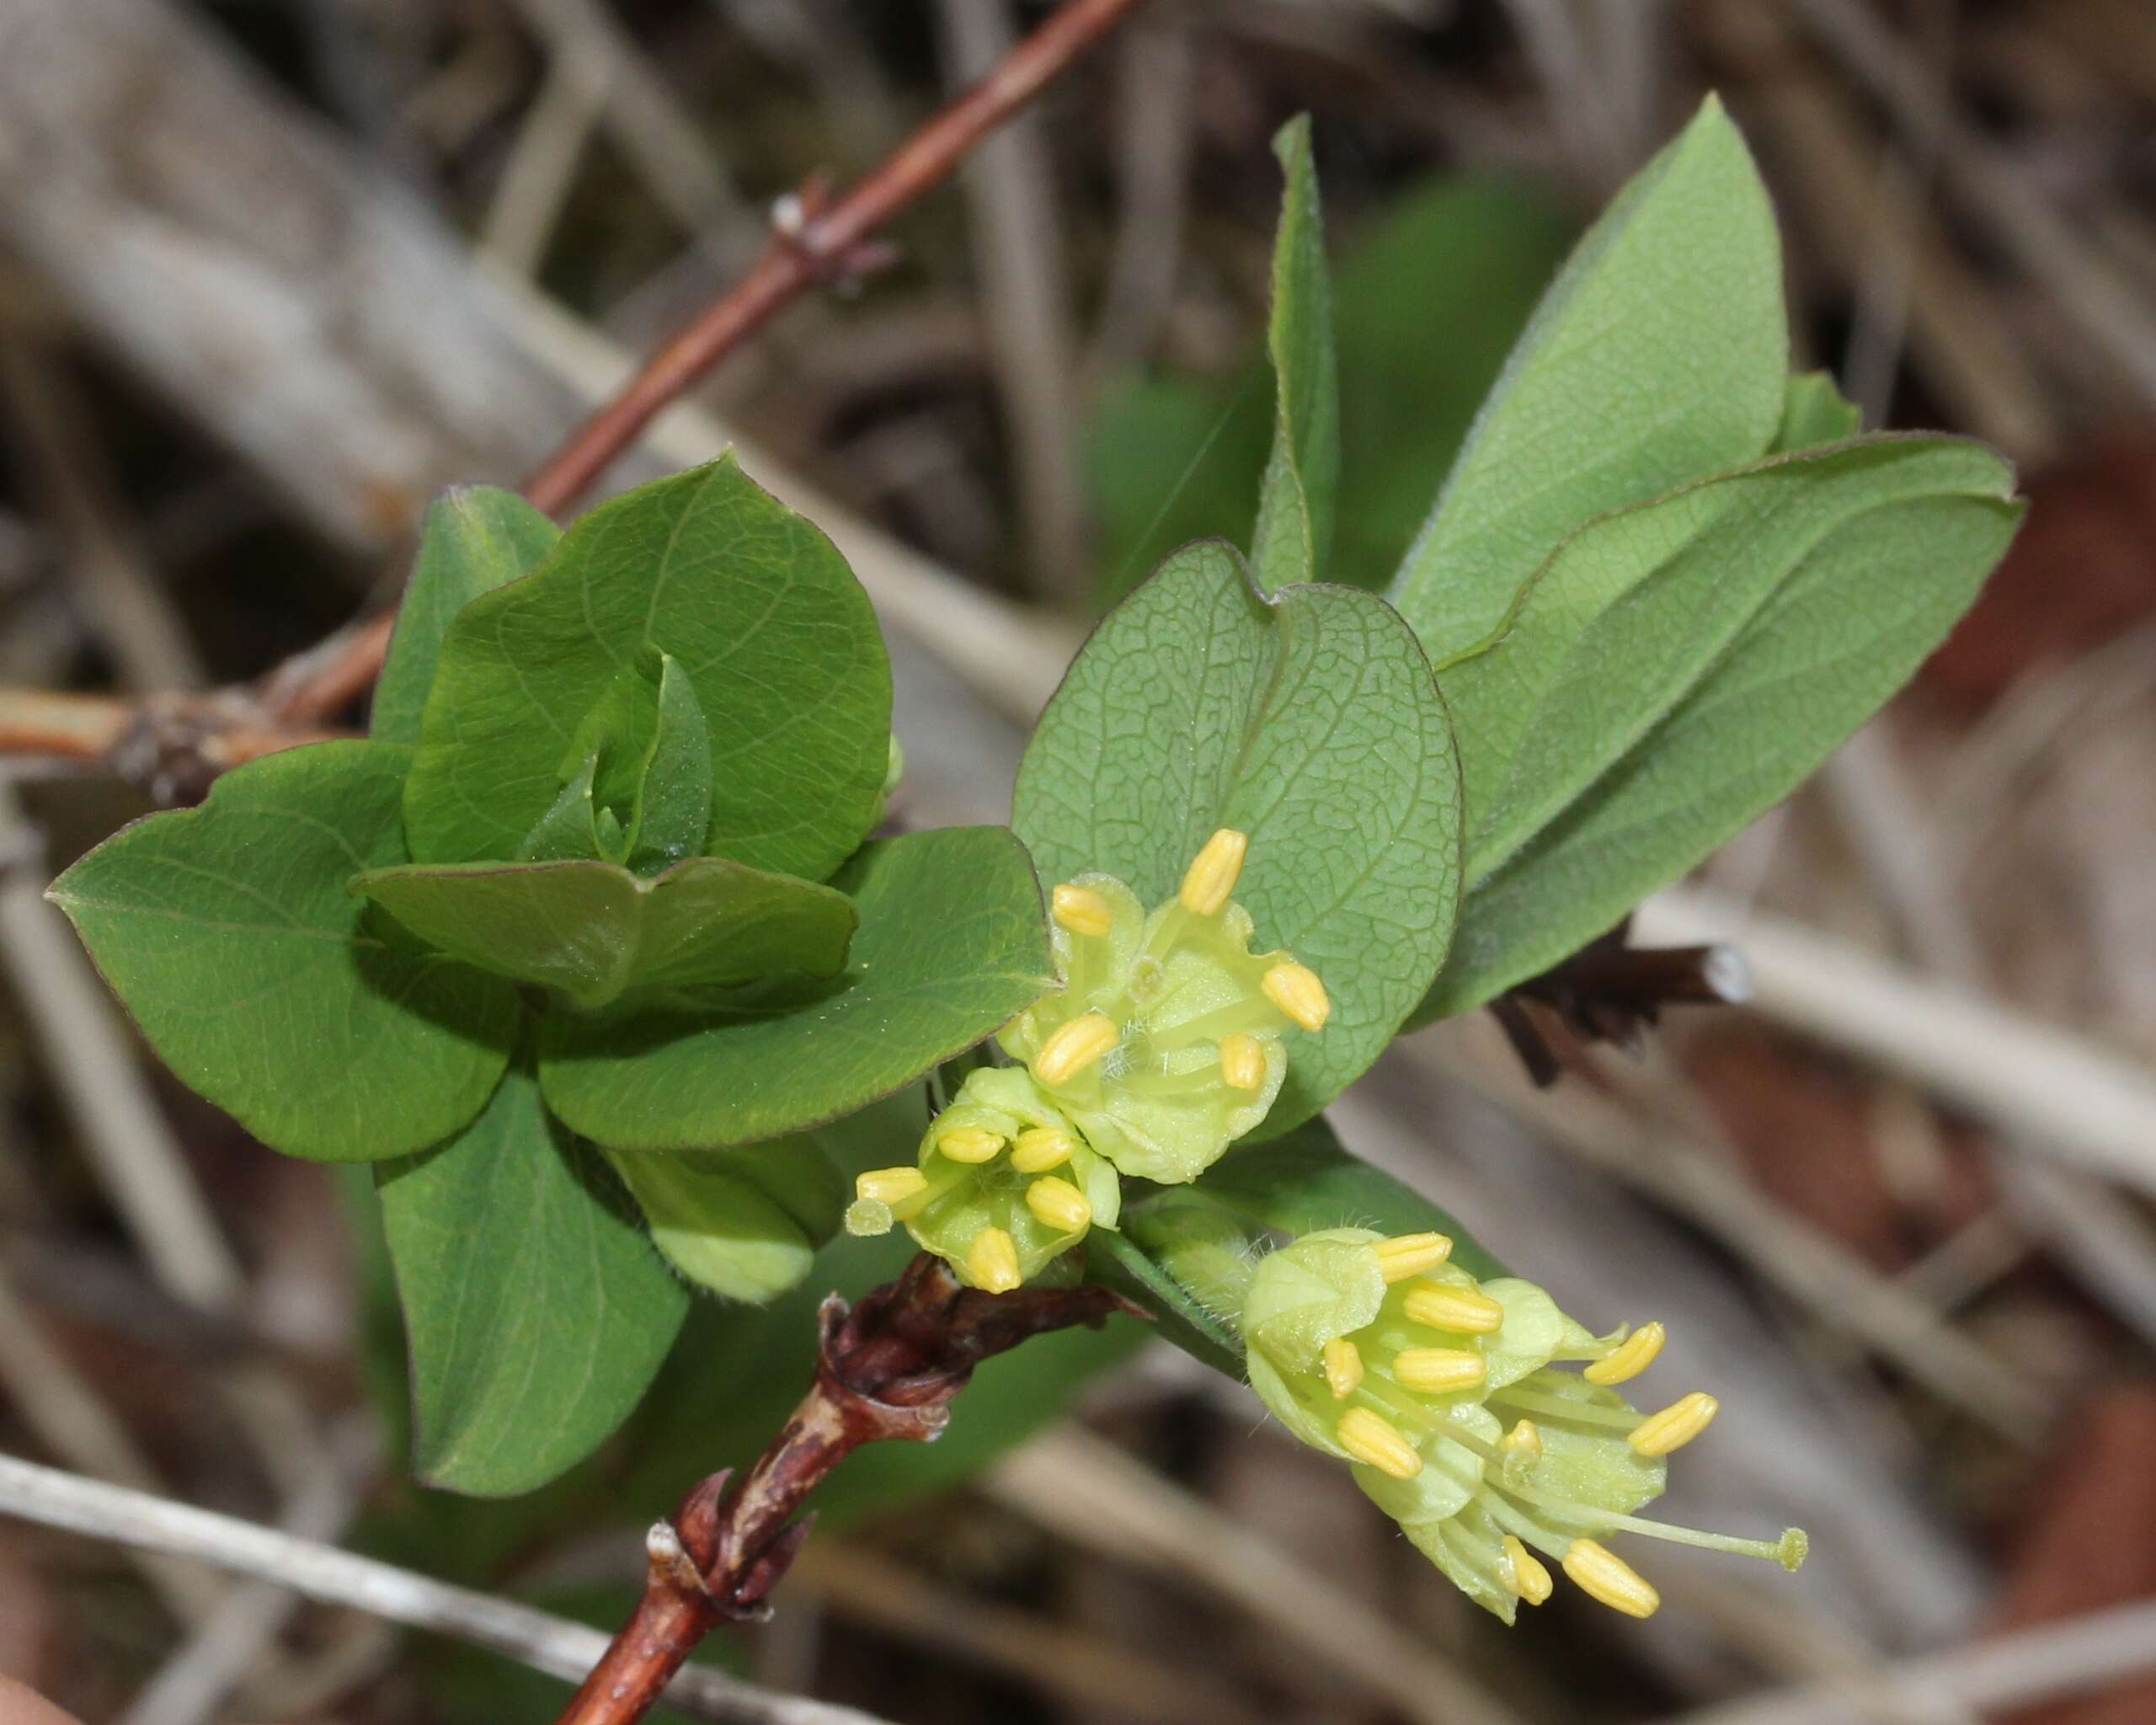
[403,454,891,881]
[1425,437,2023,1016]
[350,856,855,1010]
[373,487,560,748]
[48,743,517,1162]
[607,1138,846,1304]
[1388,96,1788,665]
[1013,542,1462,1133]
[538,826,1055,1149]
[1249,117,1340,595]
[376,1055,689,1496]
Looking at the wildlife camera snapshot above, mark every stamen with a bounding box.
[1033,1013,1120,1084]
[1180,828,1250,916]
[1262,961,1331,1032]
[1499,1419,1543,1461]
[1119,1062,1238,1097]
[1489,1384,1640,1429]
[1584,1320,1666,1385]
[1051,884,1113,939]
[1498,1476,1806,1570]
[1010,1127,1075,1172]
[1502,1535,1553,1605]
[1374,1231,1453,1283]
[936,1127,1005,1165]
[1336,1407,1422,1481]
[1322,1338,1364,1399]
[1629,1391,1720,1456]
[1353,1377,1506,1463]
[1157,997,1291,1046]
[965,1228,1022,1295]
[1497,1417,1543,1486]
[1219,1033,1266,1092]
[1403,1283,1506,1334]
[856,1167,927,1205]
[1024,1177,1092,1235]
[1393,1347,1487,1395]
[1563,1540,1660,1619]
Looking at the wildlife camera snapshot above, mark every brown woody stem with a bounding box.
[554,1255,1144,1725]
[262,0,1146,733]
[4,0,1150,783]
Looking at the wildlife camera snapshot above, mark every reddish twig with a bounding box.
[262,0,1145,733]
[556,1254,1144,1725]
[3,0,1149,782]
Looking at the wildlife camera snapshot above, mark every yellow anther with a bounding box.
[1219,1033,1266,1092]
[936,1126,1005,1165]
[1024,1177,1093,1235]
[855,1167,927,1206]
[1584,1320,1667,1386]
[1392,1347,1488,1395]
[1051,883,1113,939]
[1402,1283,1506,1335]
[1321,1338,1364,1400]
[1562,1540,1660,1619]
[1033,1013,1120,1085]
[1502,1535,1553,1605]
[1336,1407,1422,1481]
[1499,1418,1544,1461]
[1179,827,1250,915]
[1629,1391,1720,1456]
[965,1227,1022,1295]
[1262,961,1331,1032]
[1010,1127,1075,1173]
[1373,1231,1453,1283]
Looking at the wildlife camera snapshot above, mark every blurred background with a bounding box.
[2,0,2154,1720]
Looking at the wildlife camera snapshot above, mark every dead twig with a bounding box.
[0,1452,883,1725]
[0,0,1150,783]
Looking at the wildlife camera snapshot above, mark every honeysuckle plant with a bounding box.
[50,95,2020,1628]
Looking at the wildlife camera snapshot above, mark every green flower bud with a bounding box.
[1241,1228,1806,1623]
[999,830,1327,1184]
[845,1066,1121,1291]
[608,1137,843,1304]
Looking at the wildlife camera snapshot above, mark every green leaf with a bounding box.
[606,1138,845,1304]
[1013,542,1462,1133]
[350,855,855,1010]
[376,1055,689,1496]
[1388,96,1787,665]
[539,826,1055,1149]
[373,487,560,748]
[1090,1116,1505,1380]
[1426,437,2023,1017]
[627,654,714,872]
[403,454,891,880]
[1091,175,1572,603]
[1774,371,1864,451]
[48,742,517,1162]
[518,752,606,863]
[1249,116,1340,595]
[1198,1124,1506,1281]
